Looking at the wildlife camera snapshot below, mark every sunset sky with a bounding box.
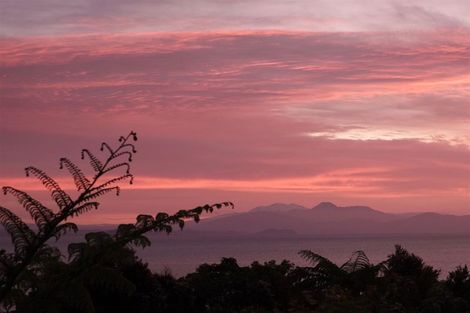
[0,0,469,223]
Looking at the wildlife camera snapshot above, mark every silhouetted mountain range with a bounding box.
[2,202,467,240]
[189,202,470,235]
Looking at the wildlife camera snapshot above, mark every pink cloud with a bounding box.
[1,30,469,219]
[2,0,469,36]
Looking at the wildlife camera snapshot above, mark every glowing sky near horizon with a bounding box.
[0,0,469,223]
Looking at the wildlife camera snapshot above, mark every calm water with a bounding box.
[139,233,470,278]
[1,232,469,278]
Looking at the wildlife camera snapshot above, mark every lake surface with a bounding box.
[1,232,469,278]
[139,233,470,278]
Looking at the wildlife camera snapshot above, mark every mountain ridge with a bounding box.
[189,202,470,235]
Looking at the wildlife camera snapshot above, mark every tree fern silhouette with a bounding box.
[299,249,384,274]
[341,250,373,273]
[0,131,233,308]
[0,132,139,302]
[298,249,385,294]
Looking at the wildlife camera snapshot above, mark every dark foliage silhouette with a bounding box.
[0,132,233,311]
[14,245,467,313]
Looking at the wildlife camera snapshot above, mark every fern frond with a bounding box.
[100,142,114,155]
[115,224,136,237]
[91,174,133,192]
[69,202,99,217]
[157,225,173,234]
[0,207,35,256]
[102,163,130,175]
[2,187,55,231]
[135,214,154,229]
[115,224,152,248]
[84,232,114,247]
[128,235,151,248]
[120,143,137,153]
[148,203,234,233]
[341,250,371,273]
[81,149,103,172]
[155,212,169,223]
[130,131,138,141]
[24,167,72,209]
[53,223,78,240]
[112,151,134,162]
[59,158,90,191]
[76,187,120,206]
[298,250,342,276]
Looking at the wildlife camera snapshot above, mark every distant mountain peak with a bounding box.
[312,202,338,210]
[250,203,307,213]
[191,201,470,235]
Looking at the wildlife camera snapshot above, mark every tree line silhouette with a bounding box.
[0,133,469,312]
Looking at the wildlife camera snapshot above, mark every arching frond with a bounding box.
[120,143,137,153]
[115,224,136,238]
[135,214,154,229]
[69,202,99,217]
[128,235,151,248]
[130,131,138,141]
[2,187,55,231]
[115,224,151,247]
[24,167,72,209]
[298,250,341,275]
[299,250,334,267]
[155,212,169,223]
[92,174,133,191]
[217,202,234,209]
[100,142,114,155]
[341,250,371,273]
[81,149,103,172]
[0,207,35,256]
[102,163,130,175]
[53,223,78,240]
[59,158,90,191]
[76,187,120,207]
[84,232,114,247]
[112,151,133,162]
